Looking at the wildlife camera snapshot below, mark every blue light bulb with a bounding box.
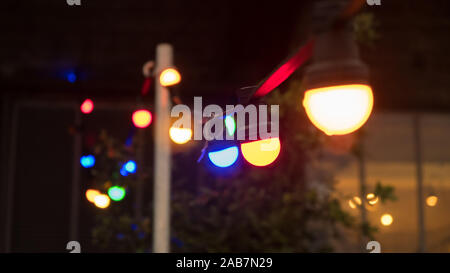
[208,146,239,168]
[124,160,137,173]
[80,155,95,168]
[67,72,77,83]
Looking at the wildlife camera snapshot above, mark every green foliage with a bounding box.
[361,221,378,240]
[374,181,398,203]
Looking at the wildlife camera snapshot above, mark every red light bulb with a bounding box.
[80,99,94,114]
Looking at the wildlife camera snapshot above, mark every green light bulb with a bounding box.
[225,116,236,136]
[108,186,126,201]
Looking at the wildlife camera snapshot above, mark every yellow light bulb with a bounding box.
[85,189,100,203]
[348,199,357,209]
[169,127,192,144]
[380,213,393,226]
[426,195,438,207]
[94,194,111,209]
[160,68,181,87]
[241,137,281,167]
[366,193,379,205]
[303,84,373,136]
[353,196,362,206]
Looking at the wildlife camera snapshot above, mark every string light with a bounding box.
[132,110,152,128]
[380,213,393,226]
[169,127,192,144]
[348,196,362,209]
[366,193,379,205]
[208,146,239,168]
[426,195,438,207]
[241,138,281,167]
[108,186,126,202]
[124,160,137,174]
[80,155,95,168]
[80,99,94,114]
[225,116,236,136]
[66,72,77,83]
[160,68,181,87]
[85,189,100,203]
[94,194,111,209]
[120,166,129,177]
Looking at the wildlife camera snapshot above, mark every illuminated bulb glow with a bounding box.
[241,137,281,167]
[80,99,94,114]
[169,127,192,144]
[108,186,126,201]
[67,72,77,83]
[303,84,374,135]
[426,195,438,207]
[348,199,357,209]
[349,196,362,209]
[208,146,239,168]
[80,155,95,168]
[160,68,181,87]
[366,193,379,205]
[124,160,137,174]
[120,167,129,177]
[225,116,236,136]
[86,189,100,203]
[132,110,152,128]
[94,194,111,209]
[380,213,393,226]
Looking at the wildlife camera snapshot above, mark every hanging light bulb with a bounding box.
[302,24,373,136]
[303,85,373,135]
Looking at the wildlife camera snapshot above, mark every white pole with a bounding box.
[413,113,426,252]
[152,43,173,253]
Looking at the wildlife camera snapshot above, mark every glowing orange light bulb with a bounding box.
[132,109,152,128]
[160,68,181,87]
[426,195,438,207]
[303,84,373,136]
[85,189,100,203]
